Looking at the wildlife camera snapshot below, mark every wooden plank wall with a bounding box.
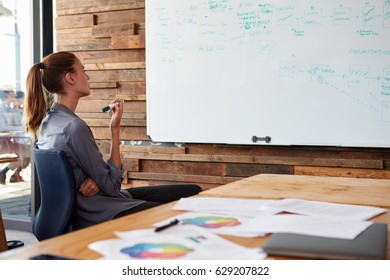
[55,0,390,190]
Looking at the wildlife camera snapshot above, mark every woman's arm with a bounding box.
[78,177,99,196]
[66,118,123,197]
[108,98,124,169]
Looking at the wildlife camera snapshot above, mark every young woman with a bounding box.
[24,52,201,230]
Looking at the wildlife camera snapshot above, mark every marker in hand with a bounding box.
[102,102,118,113]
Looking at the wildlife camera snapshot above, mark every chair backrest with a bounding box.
[0,209,8,252]
[32,147,77,241]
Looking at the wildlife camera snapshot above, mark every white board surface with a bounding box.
[146,0,390,147]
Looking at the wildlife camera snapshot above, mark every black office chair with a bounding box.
[32,147,77,241]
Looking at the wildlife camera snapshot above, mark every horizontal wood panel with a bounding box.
[56,0,145,15]
[118,82,146,95]
[141,160,226,177]
[96,140,111,154]
[56,27,92,39]
[85,62,145,70]
[75,50,145,64]
[122,158,139,172]
[57,38,111,51]
[295,166,390,179]
[84,118,145,127]
[77,112,146,119]
[86,89,145,101]
[92,23,135,38]
[121,145,185,154]
[112,35,145,49]
[94,9,145,26]
[121,152,383,168]
[122,179,219,190]
[226,163,294,177]
[85,81,146,101]
[56,14,96,29]
[87,88,120,100]
[128,172,239,185]
[76,100,145,113]
[86,69,146,82]
[89,82,118,89]
[91,126,147,140]
[188,144,390,158]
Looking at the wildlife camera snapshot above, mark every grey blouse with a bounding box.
[37,103,144,229]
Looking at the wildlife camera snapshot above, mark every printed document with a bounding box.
[173,197,280,217]
[154,211,266,237]
[238,214,372,239]
[88,225,266,260]
[268,198,387,220]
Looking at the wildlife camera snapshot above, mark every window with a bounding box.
[0,0,34,229]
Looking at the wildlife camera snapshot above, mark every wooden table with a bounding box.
[0,174,389,260]
[200,174,390,208]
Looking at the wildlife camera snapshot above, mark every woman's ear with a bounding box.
[65,72,75,85]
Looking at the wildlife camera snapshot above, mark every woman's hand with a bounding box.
[108,98,124,129]
[79,177,100,197]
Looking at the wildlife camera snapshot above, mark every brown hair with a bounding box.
[24,52,78,140]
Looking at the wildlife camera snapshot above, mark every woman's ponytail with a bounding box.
[24,63,47,140]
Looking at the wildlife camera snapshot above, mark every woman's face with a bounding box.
[72,59,90,97]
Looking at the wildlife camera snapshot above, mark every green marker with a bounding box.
[102,102,117,113]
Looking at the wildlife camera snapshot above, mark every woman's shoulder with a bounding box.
[66,117,89,132]
[50,103,91,135]
[63,118,94,145]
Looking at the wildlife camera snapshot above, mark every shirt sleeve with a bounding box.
[64,118,124,196]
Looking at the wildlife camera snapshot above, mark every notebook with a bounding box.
[262,222,387,260]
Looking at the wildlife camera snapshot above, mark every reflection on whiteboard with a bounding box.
[146,0,390,147]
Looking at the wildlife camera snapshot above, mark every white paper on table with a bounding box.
[88,225,266,260]
[153,212,266,237]
[173,197,280,217]
[237,214,373,239]
[268,198,387,220]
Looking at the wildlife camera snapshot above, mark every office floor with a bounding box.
[5,229,38,246]
[0,163,31,220]
[1,163,36,249]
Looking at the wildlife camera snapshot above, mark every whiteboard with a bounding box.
[146,0,390,147]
